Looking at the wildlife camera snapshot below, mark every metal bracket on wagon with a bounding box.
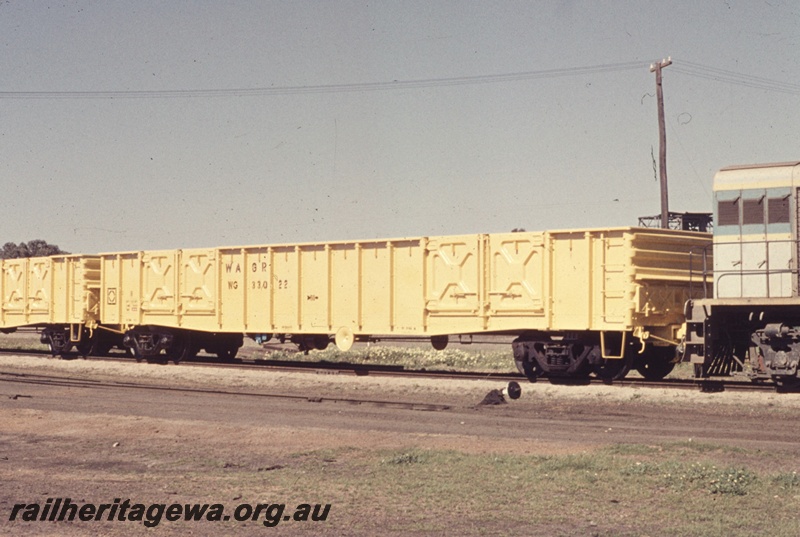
[600,331,627,359]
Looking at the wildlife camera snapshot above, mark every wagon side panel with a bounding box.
[357,242,393,334]
[49,256,101,326]
[100,253,143,327]
[628,229,714,338]
[485,232,548,332]
[328,244,360,336]
[592,230,633,331]
[297,244,331,333]
[390,240,426,335]
[138,250,180,327]
[0,260,4,328]
[27,257,54,325]
[549,231,595,330]
[424,235,483,334]
[180,248,219,331]
[269,246,300,333]
[99,254,119,325]
[242,247,272,333]
[2,259,28,328]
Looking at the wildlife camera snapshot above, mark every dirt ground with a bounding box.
[1,353,799,536]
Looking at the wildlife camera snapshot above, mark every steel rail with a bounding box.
[0,347,787,393]
[0,369,451,412]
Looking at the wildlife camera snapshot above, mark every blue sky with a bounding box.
[1,1,798,253]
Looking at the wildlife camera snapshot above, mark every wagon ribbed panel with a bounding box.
[0,255,101,329]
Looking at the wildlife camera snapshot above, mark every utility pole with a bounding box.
[650,57,672,229]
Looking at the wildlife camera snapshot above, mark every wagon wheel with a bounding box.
[636,347,677,380]
[570,358,594,380]
[312,334,330,351]
[126,345,141,362]
[53,343,74,359]
[167,334,193,364]
[593,354,632,381]
[515,357,542,383]
[44,328,73,358]
[75,337,95,358]
[54,338,75,359]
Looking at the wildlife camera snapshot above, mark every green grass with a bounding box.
[0,334,47,352]
[253,344,706,379]
[147,442,800,536]
[257,344,518,373]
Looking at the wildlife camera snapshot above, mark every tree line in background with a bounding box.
[1,240,68,259]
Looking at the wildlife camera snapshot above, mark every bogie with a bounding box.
[512,333,666,383]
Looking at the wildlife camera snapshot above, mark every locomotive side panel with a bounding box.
[684,161,800,385]
[713,164,796,299]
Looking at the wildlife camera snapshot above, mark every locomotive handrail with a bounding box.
[688,244,713,299]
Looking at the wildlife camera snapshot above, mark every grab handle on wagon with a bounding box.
[599,331,626,359]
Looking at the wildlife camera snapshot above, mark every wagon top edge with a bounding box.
[76,226,708,258]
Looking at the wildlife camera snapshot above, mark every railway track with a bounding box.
[0,346,787,394]
[0,369,452,412]
[188,357,780,393]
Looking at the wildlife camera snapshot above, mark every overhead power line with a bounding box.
[2,59,795,100]
[671,59,800,95]
[0,61,644,100]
